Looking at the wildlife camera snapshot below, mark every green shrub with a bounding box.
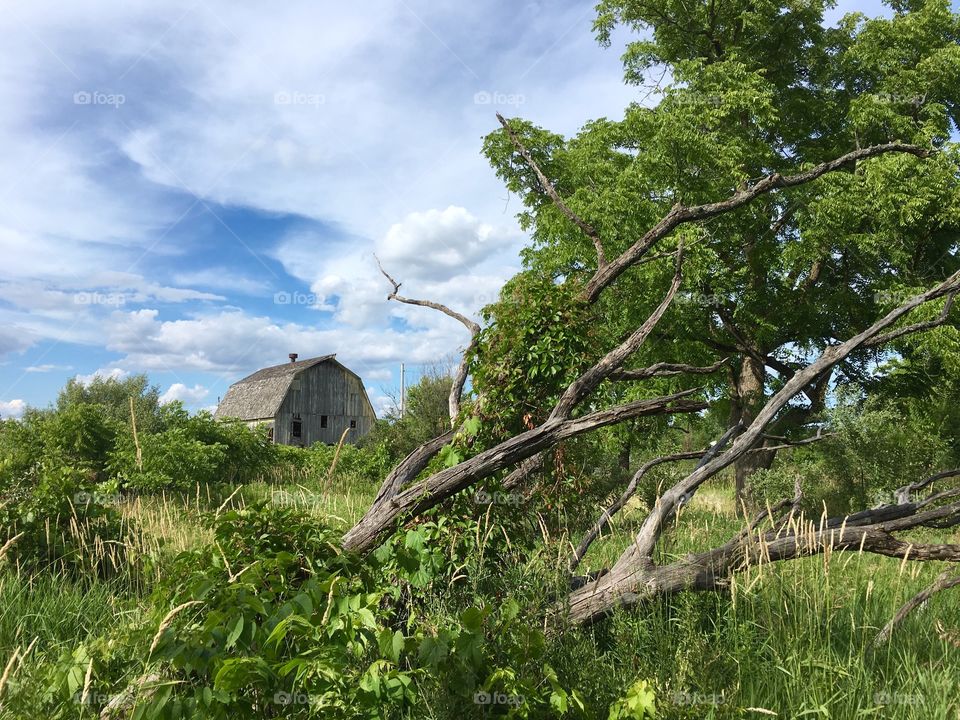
[0,462,126,575]
[109,406,276,491]
[0,407,128,574]
[750,394,953,514]
[49,503,416,719]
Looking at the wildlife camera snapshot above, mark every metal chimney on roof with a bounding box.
[289,353,298,363]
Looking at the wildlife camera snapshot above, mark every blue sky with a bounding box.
[0,0,916,418]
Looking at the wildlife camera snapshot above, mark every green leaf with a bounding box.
[460,606,485,632]
[225,614,244,650]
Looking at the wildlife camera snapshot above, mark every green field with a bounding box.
[1,464,957,719]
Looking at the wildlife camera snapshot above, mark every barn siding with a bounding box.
[274,362,376,446]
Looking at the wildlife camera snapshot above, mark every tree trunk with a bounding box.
[732,355,774,507]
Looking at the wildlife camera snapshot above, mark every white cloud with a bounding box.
[274,206,522,330]
[0,399,26,419]
[24,364,73,373]
[75,368,129,386]
[160,383,210,405]
[377,206,517,279]
[0,0,647,400]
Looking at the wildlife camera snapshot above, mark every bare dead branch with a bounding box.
[565,497,960,624]
[875,568,960,645]
[572,423,742,573]
[551,247,685,420]
[342,389,708,553]
[570,450,704,572]
[372,430,455,505]
[375,255,480,334]
[609,359,727,381]
[894,468,960,505]
[625,268,960,562]
[755,428,833,453]
[374,255,480,422]
[742,494,803,536]
[863,291,957,348]
[496,113,607,267]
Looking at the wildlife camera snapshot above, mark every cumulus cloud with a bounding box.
[377,206,516,279]
[0,399,26,419]
[160,383,210,405]
[275,206,522,330]
[75,368,129,385]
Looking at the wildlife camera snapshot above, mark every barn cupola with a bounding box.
[289,353,298,363]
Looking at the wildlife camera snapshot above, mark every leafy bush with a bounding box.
[750,393,954,514]
[0,407,128,574]
[35,503,588,719]
[108,406,276,491]
[44,503,410,719]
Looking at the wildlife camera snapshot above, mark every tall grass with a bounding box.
[1,466,958,718]
[544,480,960,719]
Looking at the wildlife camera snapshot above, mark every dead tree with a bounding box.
[342,119,960,625]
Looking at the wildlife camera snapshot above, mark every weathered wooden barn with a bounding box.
[214,354,377,446]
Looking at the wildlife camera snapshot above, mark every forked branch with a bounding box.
[582,143,932,301]
[375,255,480,422]
[565,268,960,623]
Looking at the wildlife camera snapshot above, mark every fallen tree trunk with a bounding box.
[343,391,707,552]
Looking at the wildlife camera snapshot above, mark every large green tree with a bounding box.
[481,0,960,499]
[343,0,960,624]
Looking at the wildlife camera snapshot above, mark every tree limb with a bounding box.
[571,422,743,573]
[894,468,960,505]
[626,268,960,562]
[551,246,685,420]
[497,113,607,267]
[609,359,727,381]
[342,389,708,553]
[375,255,480,422]
[569,450,705,572]
[863,291,957,349]
[582,143,932,302]
[565,497,960,624]
[874,568,960,645]
[372,430,455,505]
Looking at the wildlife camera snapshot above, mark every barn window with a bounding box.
[292,419,302,438]
[267,427,274,442]
[320,415,328,428]
[350,419,357,429]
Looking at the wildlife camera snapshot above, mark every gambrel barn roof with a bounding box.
[214,354,347,421]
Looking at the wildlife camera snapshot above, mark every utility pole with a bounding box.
[400,362,406,419]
